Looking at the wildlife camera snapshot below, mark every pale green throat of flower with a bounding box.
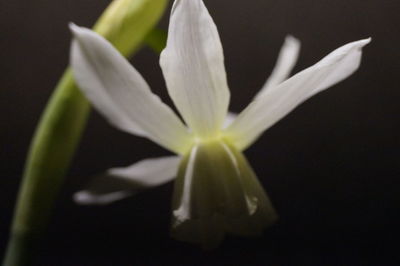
[69,0,370,248]
[172,139,277,248]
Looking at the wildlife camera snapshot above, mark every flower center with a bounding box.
[170,139,277,248]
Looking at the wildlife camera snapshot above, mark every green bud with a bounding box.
[93,0,168,56]
[171,139,278,249]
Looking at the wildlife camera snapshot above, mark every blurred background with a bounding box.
[1,0,399,265]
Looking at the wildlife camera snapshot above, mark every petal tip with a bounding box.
[73,191,94,205]
[68,22,80,35]
[73,190,132,206]
[285,35,300,46]
[355,37,372,49]
[363,37,372,45]
[69,23,92,40]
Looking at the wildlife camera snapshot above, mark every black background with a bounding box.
[1,0,400,265]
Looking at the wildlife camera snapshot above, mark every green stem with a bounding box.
[143,28,167,54]
[3,70,90,265]
[2,28,167,266]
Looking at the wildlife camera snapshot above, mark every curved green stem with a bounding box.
[2,70,88,266]
[2,1,168,264]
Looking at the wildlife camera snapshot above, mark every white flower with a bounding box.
[70,0,370,248]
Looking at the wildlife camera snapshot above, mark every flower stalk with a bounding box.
[2,0,167,265]
[3,70,89,266]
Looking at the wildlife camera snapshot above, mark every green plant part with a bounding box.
[3,0,168,265]
[172,139,277,249]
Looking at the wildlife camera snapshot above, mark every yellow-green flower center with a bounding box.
[171,139,277,249]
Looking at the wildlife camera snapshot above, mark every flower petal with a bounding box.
[70,24,192,154]
[254,35,301,99]
[223,112,237,129]
[74,156,180,205]
[160,0,230,138]
[225,38,371,150]
[223,36,300,131]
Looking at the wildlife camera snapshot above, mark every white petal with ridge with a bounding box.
[70,24,192,154]
[160,0,230,138]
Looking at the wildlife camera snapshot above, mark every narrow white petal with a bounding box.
[108,156,180,186]
[307,42,367,96]
[70,24,192,154]
[160,0,230,138]
[74,156,180,205]
[254,35,301,99]
[173,145,198,223]
[225,38,371,150]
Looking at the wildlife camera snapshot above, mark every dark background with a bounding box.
[1,0,399,265]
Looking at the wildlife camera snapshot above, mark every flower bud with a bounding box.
[93,0,168,57]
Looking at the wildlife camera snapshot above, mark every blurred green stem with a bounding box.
[2,1,168,264]
[2,70,89,266]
